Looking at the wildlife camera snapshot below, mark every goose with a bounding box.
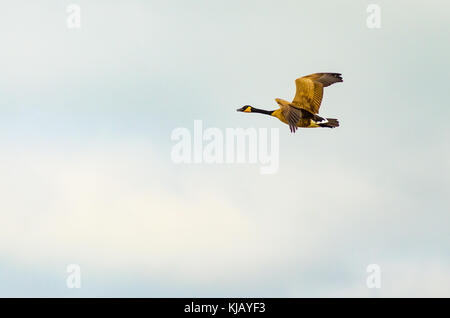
[237,73,343,133]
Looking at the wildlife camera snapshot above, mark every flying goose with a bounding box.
[237,73,343,133]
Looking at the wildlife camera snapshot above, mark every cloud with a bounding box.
[0,143,295,286]
[1,138,448,297]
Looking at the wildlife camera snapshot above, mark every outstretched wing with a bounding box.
[291,73,343,114]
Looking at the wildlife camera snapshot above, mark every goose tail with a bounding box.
[319,118,340,128]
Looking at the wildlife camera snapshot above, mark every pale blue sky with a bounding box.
[0,0,449,297]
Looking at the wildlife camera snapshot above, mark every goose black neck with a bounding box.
[251,107,275,115]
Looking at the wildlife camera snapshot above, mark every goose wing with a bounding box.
[291,73,343,114]
[277,98,314,133]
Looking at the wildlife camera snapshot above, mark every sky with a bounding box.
[0,0,449,297]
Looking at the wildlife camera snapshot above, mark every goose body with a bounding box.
[237,73,343,133]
